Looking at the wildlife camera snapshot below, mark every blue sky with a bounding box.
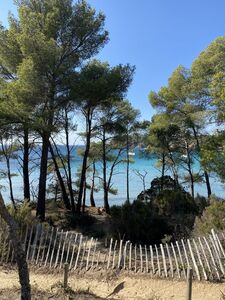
[1,0,225,120]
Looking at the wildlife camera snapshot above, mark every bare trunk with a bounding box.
[77,109,92,213]
[102,126,110,214]
[48,142,71,210]
[65,109,76,214]
[36,133,49,221]
[192,126,211,197]
[82,176,86,214]
[23,127,30,201]
[0,192,31,300]
[185,142,195,198]
[6,157,16,209]
[90,160,96,207]
[126,130,130,203]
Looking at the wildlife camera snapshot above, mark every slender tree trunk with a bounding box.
[0,192,31,300]
[36,133,49,221]
[77,109,92,213]
[126,130,130,203]
[23,127,30,201]
[90,160,96,207]
[65,109,76,214]
[6,157,16,209]
[102,126,110,213]
[185,142,195,198]
[48,142,71,210]
[192,126,211,197]
[82,176,86,214]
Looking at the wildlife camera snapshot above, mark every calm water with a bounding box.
[0,146,224,206]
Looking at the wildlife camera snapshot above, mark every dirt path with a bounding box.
[0,266,225,299]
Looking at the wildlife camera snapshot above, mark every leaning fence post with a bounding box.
[186,268,193,300]
[63,262,69,289]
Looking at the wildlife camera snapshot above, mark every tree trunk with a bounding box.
[0,192,31,300]
[6,157,16,209]
[82,176,86,214]
[23,127,30,201]
[48,142,71,210]
[90,160,96,207]
[65,109,76,214]
[185,143,195,198]
[36,133,49,221]
[192,126,211,197]
[102,126,110,214]
[77,109,92,213]
[126,130,130,203]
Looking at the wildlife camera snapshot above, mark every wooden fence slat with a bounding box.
[155,245,161,276]
[211,230,223,256]
[112,240,117,269]
[150,245,155,275]
[203,236,220,280]
[96,250,100,268]
[139,245,143,273]
[123,241,128,269]
[65,232,73,264]
[40,226,50,266]
[69,233,78,270]
[86,237,93,270]
[181,239,190,269]
[44,227,55,267]
[187,239,200,280]
[36,225,45,265]
[129,243,132,271]
[134,245,137,273]
[160,244,168,277]
[54,229,64,268]
[171,242,180,278]
[166,243,173,278]
[60,231,68,269]
[117,240,123,269]
[176,241,186,278]
[193,238,207,280]
[31,224,42,262]
[198,237,212,277]
[91,238,97,268]
[49,228,59,268]
[26,225,34,261]
[145,245,148,273]
[209,234,225,276]
[74,234,83,270]
[107,238,113,269]
[214,232,225,259]
[80,237,88,269]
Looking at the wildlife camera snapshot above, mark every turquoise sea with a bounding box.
[0,146,224,206]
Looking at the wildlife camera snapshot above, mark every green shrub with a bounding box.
[193,196,225,236]
[111,201,172,244]
[65,213,96,230]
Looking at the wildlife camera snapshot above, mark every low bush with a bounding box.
[193,196,225,236]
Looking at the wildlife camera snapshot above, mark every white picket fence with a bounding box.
[1,223,225,281]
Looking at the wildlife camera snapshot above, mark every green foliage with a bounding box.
[153,190,198,215]
[65,213,96,230]
[110,200,170,244]
[8,200,35,227]
[111,176,198,244]
[193,197,225,236]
